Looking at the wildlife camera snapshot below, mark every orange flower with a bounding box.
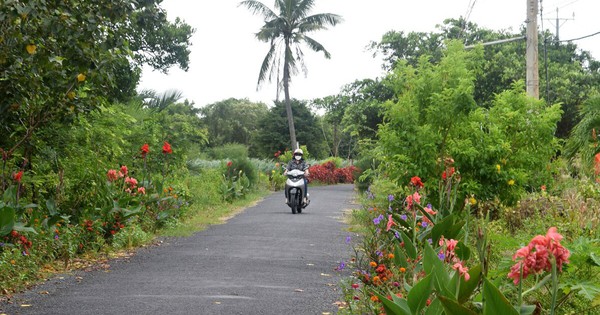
[399,267,406,273]
[388,253,395,259]
[370,295,379,302]
[12,170,23,182]
[369,261,377,268]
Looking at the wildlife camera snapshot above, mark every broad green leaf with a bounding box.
[408,273,434,314]
[400,231,417,260]
[46,199,57,216]
[455,241,471,260]
[424,298,444,315]
[394,242,408,268]
[13,222,36,234]
[569,282,600,301]
[458,264,482,303]
[482,277,518,315]
[423,243,450,290]
[439,295,477,315]
[0,206,16,236]
[431,213,455,244]
[519,304,536,315]
[590,253,600,266]
[373,291,411,315]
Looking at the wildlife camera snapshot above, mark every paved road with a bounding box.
[1,184,357,315]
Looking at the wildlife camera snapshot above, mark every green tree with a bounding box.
[369,18,600,137]
[239,0,342,150]
[255,99,326,158]
[378,42,562,206]
[200,98,268,156]
[565,94,600,175]
[0,0,194,163]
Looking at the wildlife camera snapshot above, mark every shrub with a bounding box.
[207,143,248,160]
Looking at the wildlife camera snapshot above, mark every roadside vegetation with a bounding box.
[2,1,600,314]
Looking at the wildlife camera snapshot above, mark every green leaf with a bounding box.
[458,264,482,304]
[400,231,417,260]
[439,295,478,315]
[519,304,536,315]
[0,206,16,236]
[423,242,450,291]
[373,291,411,315]
[569,282,600,301]
[431,213,455,244]
[46,198,57,216]
[482,277,518,315]
[424,298,444,315]
[394,242,409,268]
[13,222,36,234]
[455,241,471,261]
[590,253,600,266]
[408,273,434,314]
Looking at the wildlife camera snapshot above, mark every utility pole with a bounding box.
[543,7,574,44]
[526,0,539,99]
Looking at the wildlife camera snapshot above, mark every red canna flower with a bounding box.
[162,141,172,154]
[410,176,424,188]
[13,170,23,182]
[227,161,233,168]
[140,143,149,157]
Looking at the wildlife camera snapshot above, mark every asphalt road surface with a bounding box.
[1,184,358,315]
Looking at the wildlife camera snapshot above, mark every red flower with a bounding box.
[410,176,424,188]
[227,161,233,168]
[13,170,23,182]
[140,143,149,157]
[162,141,172,154]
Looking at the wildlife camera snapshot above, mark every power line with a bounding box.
[559,30,600,42]
[558,0,581,9]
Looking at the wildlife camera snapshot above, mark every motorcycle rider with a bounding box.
[284,148,310,204]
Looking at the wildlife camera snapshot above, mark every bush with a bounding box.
[207,143,248,160]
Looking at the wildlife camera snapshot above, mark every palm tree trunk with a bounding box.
[283,47,298,150]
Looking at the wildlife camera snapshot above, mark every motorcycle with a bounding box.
[284,168,310,214]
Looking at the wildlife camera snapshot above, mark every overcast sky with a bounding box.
[138,0,600,108]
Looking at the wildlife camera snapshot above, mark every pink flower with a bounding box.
[107,169,118,181]
[386,214,395,231]
[125,177,138,188]
[508,227,570,285]
[137,187,146,195]
[452,262,470,281]
[412,192,421,204]
[120,165,128,176]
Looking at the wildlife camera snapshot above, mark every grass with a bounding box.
[159,188,271,237]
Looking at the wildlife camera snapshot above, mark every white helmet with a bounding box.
[294,148,303,155]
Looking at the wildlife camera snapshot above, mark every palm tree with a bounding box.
[239,0,342,150]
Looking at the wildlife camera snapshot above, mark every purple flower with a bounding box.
[345,236,352,244]
[22,251,28,256]
[376,250,383,257]
[438,252,446,260]
[54,234,59,240]
[392,281,400,287]
[0,242,4,247]
[421,221,428,228]
[336,261,346,271]
[400,214,407,221]
[388,194,394,202]
[427,203,432,209]
[373,214,384,225]
[427,238,433,244]
[394,232,400,239]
